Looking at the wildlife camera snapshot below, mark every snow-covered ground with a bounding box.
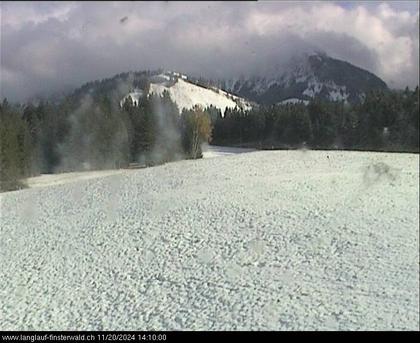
[0,150,418,330]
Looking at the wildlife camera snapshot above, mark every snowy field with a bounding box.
[0,150,418,330]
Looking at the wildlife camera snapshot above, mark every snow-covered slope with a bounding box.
[1,150,418,330]
[148,75,252,116]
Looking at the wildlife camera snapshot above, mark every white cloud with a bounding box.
[1,1,76,28]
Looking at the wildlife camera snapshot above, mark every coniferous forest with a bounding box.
[0,85,418,192]
[211,87,419,152]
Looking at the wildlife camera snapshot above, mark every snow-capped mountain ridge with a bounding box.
[215,52,388,105]
[71,52,388,113]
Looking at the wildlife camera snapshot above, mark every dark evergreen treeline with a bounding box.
[212,88,419,152]
[0,91,211,192]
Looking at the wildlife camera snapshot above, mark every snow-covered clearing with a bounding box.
[202,144,256,159]
[0,150,418,330]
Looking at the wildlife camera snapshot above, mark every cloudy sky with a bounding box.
[1,1,419,101]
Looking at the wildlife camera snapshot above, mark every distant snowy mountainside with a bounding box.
[216,52,388,105]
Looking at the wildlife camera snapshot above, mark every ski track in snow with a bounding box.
[25,170,128,189]
[0,150,419,330]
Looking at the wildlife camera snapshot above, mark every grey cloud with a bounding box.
[303,31,381,74]
[1,1,418,102]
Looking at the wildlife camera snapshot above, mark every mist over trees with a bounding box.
[0,89,212,192]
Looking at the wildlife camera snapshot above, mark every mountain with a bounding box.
[215,52,389,105]
[68,70,252,116]
[67,52,388,113]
